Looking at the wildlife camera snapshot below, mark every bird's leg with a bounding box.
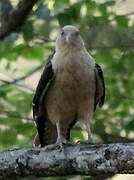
[56,121,67,144]
[86,122,93,141]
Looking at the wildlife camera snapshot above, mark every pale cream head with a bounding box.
[56,25,85,51]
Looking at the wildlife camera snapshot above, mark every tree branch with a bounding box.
[121,11,134,17]
[0,0,13,25]
[101,132,134,143]
[0,0,39,40]
[0,143,134,179]
[0,51,54,87]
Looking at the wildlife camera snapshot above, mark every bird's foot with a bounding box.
[56,137,67,144]
[55,137,67,149]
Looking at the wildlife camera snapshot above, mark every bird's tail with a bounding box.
[33,116,77,147]
[33,116,57,147]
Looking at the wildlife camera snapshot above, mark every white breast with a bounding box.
[52,48,95,72]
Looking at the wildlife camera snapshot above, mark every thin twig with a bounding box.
[0,79,34,93]
[13,64,44,83]
[122,11,134,16]
[8,51,55,83]
[0,111,32,121]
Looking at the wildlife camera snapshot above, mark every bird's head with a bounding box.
[56,25,85,52]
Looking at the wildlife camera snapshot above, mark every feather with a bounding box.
[32,60,54,116]
[32,60,56,147]
[94,63,105,111]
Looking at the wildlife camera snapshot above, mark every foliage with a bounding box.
[0,0,134,179]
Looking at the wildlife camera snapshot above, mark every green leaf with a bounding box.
[85,0,96,15]
[0,89,6,99]
[125,120,134,132]
[22,20,34,41]
[115,15,128,27]
[54,0,70,11]
[57,12,72,26]
[98,4,108,18]
[21,45,45,60]
[103,1,115,6]
[70,128,85,142]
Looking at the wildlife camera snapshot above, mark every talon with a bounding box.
[55,142,65,150]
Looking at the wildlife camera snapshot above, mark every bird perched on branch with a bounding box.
[32,25,105,147]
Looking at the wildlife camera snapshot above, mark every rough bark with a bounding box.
[0,0,39,40]
[0,143,134,179]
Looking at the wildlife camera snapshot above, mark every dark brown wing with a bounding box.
[94,63,105,111]
[32,60,57,147]
[32,60,54,114]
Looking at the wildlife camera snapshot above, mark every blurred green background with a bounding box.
[0,0,134,179]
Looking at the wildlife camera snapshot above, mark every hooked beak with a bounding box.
[65,33,72,43]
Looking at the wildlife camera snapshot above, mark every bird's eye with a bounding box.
[75,31,79,36]
[61,30,64,36]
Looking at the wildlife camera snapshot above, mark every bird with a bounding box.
[32,25,105,147]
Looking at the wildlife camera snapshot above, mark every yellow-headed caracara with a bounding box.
[32,25,105,147]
